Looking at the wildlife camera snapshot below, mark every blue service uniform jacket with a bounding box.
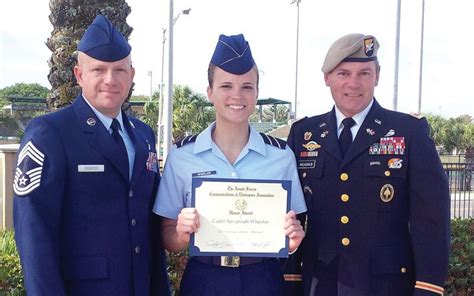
[286,100,450,296]
[13,95,170,296]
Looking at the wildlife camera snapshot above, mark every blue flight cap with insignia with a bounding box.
[210,34,255,75]
[322,33,379,73]
[77,15,131,62]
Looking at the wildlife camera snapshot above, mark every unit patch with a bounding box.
[14,141,45,196]
[388,158,403,169]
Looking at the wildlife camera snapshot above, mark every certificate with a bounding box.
[190,178,291,258]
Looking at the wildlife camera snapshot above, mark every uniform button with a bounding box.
[340,173,349,181]
[302,172,307,178]
[128,190,134,198]
[231,172,237,177]
[131,219,136,226]
[384,170,391,176]
[135,246,141,254]
[341,238,350,246]
[400,267,407,273]
[341,194,349,202]
[340,216,349,224]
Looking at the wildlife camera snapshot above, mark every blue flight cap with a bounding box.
[77,15,131,62]
[210,34,255,75]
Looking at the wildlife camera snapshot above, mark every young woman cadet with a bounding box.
[153,33,307,296]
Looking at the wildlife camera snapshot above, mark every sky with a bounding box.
[1,0,473,119]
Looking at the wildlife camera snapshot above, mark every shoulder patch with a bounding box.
[175,134,197,148]
[14,141,45,196]
[409,112,425,119]
[260,133,286,149]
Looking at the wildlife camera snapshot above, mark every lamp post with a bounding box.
[156,28,166,161]
[291,0,301,120]
[418,0,425,114]
[163,0,191,162]
[147,71,153,102]
[393,0,402,111]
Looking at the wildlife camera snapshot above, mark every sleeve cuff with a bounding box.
[414,281,444,295]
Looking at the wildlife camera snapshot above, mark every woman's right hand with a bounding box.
[176,207,200,245]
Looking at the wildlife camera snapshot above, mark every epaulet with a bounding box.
[291,116,308,126]
[409,112,425,119]
[175,134,197,148]
[260,133,286,149]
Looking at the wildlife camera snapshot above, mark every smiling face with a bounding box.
[207,66,259,126]
[324,61,380,117]
[74,53,135,118]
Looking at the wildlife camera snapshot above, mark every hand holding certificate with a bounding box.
[190,178,291,258]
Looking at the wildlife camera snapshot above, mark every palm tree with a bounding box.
[46,0,132,109]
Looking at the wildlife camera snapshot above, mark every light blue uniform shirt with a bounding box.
[153,122,306,219]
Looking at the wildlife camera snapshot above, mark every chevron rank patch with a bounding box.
[14,141,45,196]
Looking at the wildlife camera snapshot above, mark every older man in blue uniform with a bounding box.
[13,15,170,296]
[286,34,450,296]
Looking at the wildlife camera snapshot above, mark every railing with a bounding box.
[443,161,473,219]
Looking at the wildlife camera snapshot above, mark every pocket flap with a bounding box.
[372,245,413,274]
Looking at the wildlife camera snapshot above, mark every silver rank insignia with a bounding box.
[366,128,375,136]
[86,118,96,126]
[380,184,395,202]
[14,141,45,196]
[320,131,329,138]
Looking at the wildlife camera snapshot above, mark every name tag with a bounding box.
[78,164,105,172]
[298,160,316,169]
[192,170,217,177]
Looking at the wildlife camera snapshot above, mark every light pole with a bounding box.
[393,0,402,111]
[163,0,191,162]
[418,0,425,114]
[147,71,153,102]
[157,28,166,161]
[291,0,301,120]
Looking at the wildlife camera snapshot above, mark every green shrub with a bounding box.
[167,249,188,296]
[445,218,474,296]
[0,230,25,295]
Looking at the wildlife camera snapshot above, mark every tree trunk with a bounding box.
[46,0,132,109]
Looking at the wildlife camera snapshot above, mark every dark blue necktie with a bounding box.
[339,117,356,158]
[111,118,129,176]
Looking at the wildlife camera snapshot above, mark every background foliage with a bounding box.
[0,83,49,99]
